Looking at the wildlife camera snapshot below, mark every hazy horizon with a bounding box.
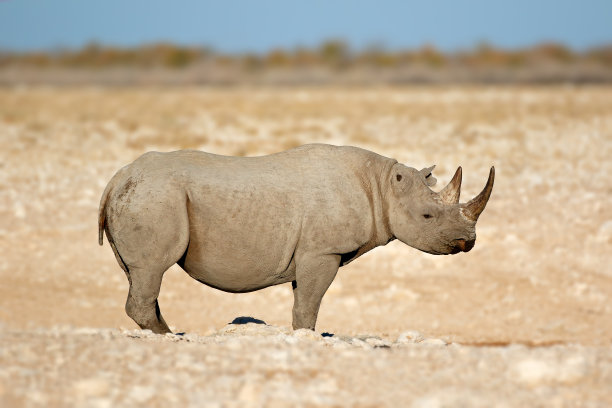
[1,0,611,53]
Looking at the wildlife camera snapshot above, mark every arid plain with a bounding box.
[1,86,611,406]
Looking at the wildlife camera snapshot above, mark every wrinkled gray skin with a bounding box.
[98,144,494,334]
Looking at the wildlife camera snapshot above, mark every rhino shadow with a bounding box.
[229,316,267,325]
[229,316,335,337]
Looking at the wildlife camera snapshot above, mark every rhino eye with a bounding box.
[396,174,402,182]
[423,214,433,219]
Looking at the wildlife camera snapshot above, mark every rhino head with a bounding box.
[387,164,495,255]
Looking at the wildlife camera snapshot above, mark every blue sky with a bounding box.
[1,0,611,52]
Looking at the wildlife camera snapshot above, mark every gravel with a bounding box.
[2,323,611,407]
[1,86,611,407]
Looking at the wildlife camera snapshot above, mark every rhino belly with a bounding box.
[181,248,297,293]
[179,191,300,293]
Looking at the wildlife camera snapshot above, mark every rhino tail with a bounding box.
[98,167,126,246]
[98,178,115,246]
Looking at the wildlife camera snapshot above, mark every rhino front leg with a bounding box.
[292,254,340,330]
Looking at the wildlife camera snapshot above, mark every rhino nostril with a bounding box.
[455,239,466,252]
[453,239,475,253]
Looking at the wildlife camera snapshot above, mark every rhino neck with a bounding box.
[375,158,397,246]
[360,156,397,252]
[340,157,396,267]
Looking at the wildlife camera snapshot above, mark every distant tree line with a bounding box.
[1,40,611,70]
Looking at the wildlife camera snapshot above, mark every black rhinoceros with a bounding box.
[99,144,494,334]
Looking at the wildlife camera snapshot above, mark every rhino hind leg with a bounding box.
[292,254,340,330]
[117,223,188,334]
[125,265,171,334]
[105,187,190,335]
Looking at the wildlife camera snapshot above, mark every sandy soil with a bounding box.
[0,86,611,406]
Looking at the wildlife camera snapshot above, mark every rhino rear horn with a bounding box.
[463,167,495,221]
[439,166,462,204]
[420,165,437,187]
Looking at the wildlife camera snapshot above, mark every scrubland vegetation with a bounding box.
[2,41,611,84]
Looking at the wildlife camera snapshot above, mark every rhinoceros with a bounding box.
[98,144,494,334]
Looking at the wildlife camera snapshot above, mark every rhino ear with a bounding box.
[420,165,437,187]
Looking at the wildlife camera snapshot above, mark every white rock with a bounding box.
[218,322,285,337]
[506,310,522,320]
[323,337,350,349]
[596,220,612,241]
[284,335,299,345]
[421,338,448,346]
[72,327,105,336]
[237,381,261,403]
[557,355,588,384]
[182,332,201,342]
[364,337,391,348]
[164,332,182,341]
[412,395,442,408]
[292,328,321,341]
[350,338,372,349]
[397,330,424,344]
[13,202,26,219]
[123,329,153,338]
[72,378,110,398]
[128,385,155,403]
[88,398,113,408]
[510,358,556,387]
[510,354,588,387]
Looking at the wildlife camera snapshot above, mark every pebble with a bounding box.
[237,381,261,403]
[511,358,554,387]
[72,378,110,398]
[421,338,448,346]
[509,355,587,387]
[365,337,392,348]
[350,338,373,349]
[397,330,425,344]
[557,355,589,385]
[292,328,322,341]
[128,385,156,403]
[596,220,612,242]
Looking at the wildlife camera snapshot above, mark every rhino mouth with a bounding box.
[422,239,475,255]
[420,248,445,255]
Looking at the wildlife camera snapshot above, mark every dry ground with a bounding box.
[0,86,611,406]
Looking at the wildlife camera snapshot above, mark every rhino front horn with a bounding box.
[439,166,462,204]
[463,166,495,221]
